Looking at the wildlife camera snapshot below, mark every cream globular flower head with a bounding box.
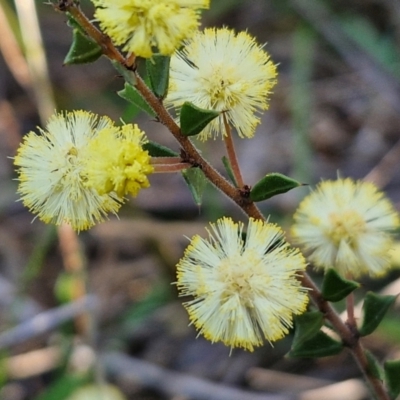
[291,178,400,278]
[14,111,153,232]
[165,27,278,140]
[84,124,154,198]
[176,217,309,351]
[91,0,210,58]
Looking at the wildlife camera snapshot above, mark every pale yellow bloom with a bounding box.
[14,111,121,231]
[14,111,153,232]
[165,28,278,140]
[291,178,400,278]
[85,124,153,198]
[176,217,308,351]
[91,0,210,58]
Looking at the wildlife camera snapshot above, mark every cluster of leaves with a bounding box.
[64,12,304,207]
[291,269,400,399]
[38,6,400,400]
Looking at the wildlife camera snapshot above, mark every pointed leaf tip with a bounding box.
[180,102,220,137]
[143,141,178,157]
[182,167,207,206]
[290,331,343,358]
[64,27,102,65]
[321,268,359,302]
[118,83,156,117]
[359,292,396,337]
[292,311,324,348]
[146,55,170,98]
[250,173,303,202]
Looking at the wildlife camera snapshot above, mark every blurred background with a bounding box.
[0,0,400,399]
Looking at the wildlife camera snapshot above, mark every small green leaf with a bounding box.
[292,311,324,347]
[289,331,343,358]
[143,141,178,157]
[180,102,220,137]
[365,350,384,381]
[359,292,397,337]
[182,167,207,206]
[64,26,102,65]
[146,55,170,98]
[384,359,400,399]
[222,156,238,187]
[34,374,89,400]
[112,60,137,87]
[118,83,156,117]
[321,268,359,302]
[250,173,304,202]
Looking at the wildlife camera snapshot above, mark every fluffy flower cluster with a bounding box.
[14,111,153,231]
[291,178,399,278]
[91,0,210,58]
[165,28,278,140]
[176,217,308,351]
[85,124,153,198]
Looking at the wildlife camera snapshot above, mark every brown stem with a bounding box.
[151,157,183,164]
[134,75,265,220]
[56,0,262,218]
[59,1,125,64]
[301,273,390,400]
[153,162,192,173]
[346,292,356,329]
[55,6,390,398]
[352,341,390,400]
[222,114,245,188]
[135,71,389,400]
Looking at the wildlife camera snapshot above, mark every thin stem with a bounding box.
[222,114,244,188]
[352,341,391,400]
[346,292,356,329]
[153,162,192,173]
[58,1,125,64]
[56,1,263,219]
[58,223,89,334]
[133,74,265,220]
[151,157,183,165]
[54,6,391,398]
[301,273,390,400]
[132,58,390,400]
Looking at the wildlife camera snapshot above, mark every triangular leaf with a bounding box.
[118,83,156,117]
[384,359,400,399]
[292,311,324,348]
[64,25,102,65]
[250,173,304,202]
[365,350,384,381]
[64,14,102,65]
[180,102,220,137]
[146,55,170,98]
[289,331,343,358]
[222,156,238,187]
[321,268,359,302]
[143,141,178,157]
[359,292,397,337]
[182,167,207,206]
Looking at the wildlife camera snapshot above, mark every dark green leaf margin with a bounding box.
[359,292,396,337]
[250,173,304,202]
[321,268,359,302]
[180,102,220,137]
